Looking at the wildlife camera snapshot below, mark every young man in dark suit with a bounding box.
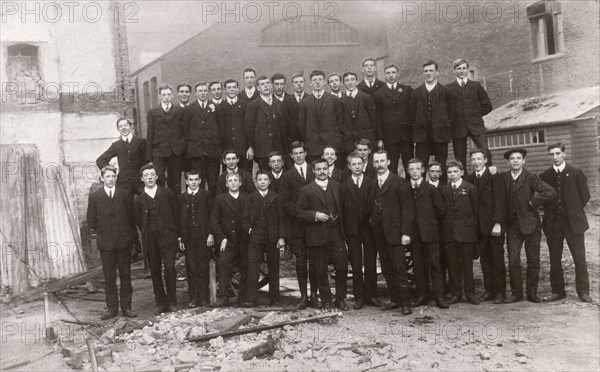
[406,158,448,309]
[467,149,507,304]
[372,64,414,175]
[216,149,255,195]
[97,118,146,196]
[298,70,343,164]
[244,76,288,171]
[341,152,380,309]
[134,164,180,314]
[298,159,349,311]
[280,141,318,309]
[340,72,377,164]
[501,148,556,303]
[178,170,214,308]
[210,172,249,307]
[272,73,298,152]
[219,79,252,173]
[427,161,444,188]
[322,146,344,183]
[177,83,192,108]
[357,57,385,95]
[184,81,225,198]
[209,81,223,105]
[347,138,377,179]
[412,60,455,184]
[239,67,260,102]
[283,73,307,148]
[327,72,344,99]
[440,160,479,305]
[87,166,137,319]
[370,150,414,315]
[146,84,186,195]
[540,143,592,303]
[242,170,286,306]
[267,151,285,194]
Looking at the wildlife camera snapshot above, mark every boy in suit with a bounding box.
[347,138,376,179]
[427,161,443,188]
[87,166,137,319]
[357,57,385,95]
[178,170,214,308]
[322,146,344,182]
[239,67,260,102]
[216,149,255,195]
[283,73,306,147]
[267,151,285,194]
[219,79,252,173]
[242,170,286,306]
[341,152,380,309]
[440,160,479,305]
[210,172,249,307]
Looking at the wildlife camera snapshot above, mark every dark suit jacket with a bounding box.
[184,99,224,159]
[411,181,446,243]
[357,78,385,96]
[369,172,414,244]
[467,168,507,235]
[134,186,179,252]
[329,165,344,183]
[502,169,556,235]
[341,174,374,236]
[269,172,284,194]
[244,97,288,158]
[411,83,455,143]
[146,105,186,160]
[343,160,376,180]
[96,136,147,186]
[178,189,212,243]
[87,187,136,251]
[283,93,306,144]
[218,98,248,159]
[242,190,286,242]
[297,181,345,246]
[372,84,413,144]
[209,191,248,248]
[216,168,256,195]
[339,91,377,153]
[298,93,343,157]
[239,88,260,102]
[440,180,479,243]
[447,79,492,139]
[540,164,590,234]
[280,164,315,238]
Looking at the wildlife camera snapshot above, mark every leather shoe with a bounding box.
[101,310,118,320]
[214,297,229,307]
[542,293,566,302]
[199,300,210,308]
[466,296,480,305]
[122,309,137,318]
[446,295,461,305]
[242,301,257,308]
[401,306,412,315]
[579,294,592,303]
[479,292,495,302]
[365,297,382,307]
[335,300,349,311]
[435,297,449,309]
[504,295,523,304]
[166,304,177,312]
[411,296,428,307]
[297,296,309,310]
[154,306,166,315]
[353,299,364,310]
[492,294,506,304]
[309,293,321,308]
[188,302,198,308]
[321,301,332,312]
[527,295,541,303]
[381,302,400,311]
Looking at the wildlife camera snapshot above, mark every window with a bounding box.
[488,130,545,149]
[150,77,158,108]
[527,1,565,60]
[143,81,150,114]
[5,43,42,104]
[261,17,358,46]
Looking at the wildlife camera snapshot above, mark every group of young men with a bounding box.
[87,57,592,320]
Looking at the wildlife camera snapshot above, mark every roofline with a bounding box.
[487,116,597,134]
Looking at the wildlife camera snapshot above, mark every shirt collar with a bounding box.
[212,98,222,104]
[429,180,439,187]
[198,99,208,107]
[179,102,189,108]
[387,82,397,90]
[229,191,240,199]
[121,133,133,142]
[187,187,198,195]
[245,86,256,96]
[476,168,486,178]
[227,96,237,105]
[272,170,282,179]
[295,92,304,101]
[315,178,329,189]
[554,162,566,172]
[161,103,171,110]
[512,169,523,180]
[295,162,306,171]
[451,178,463,188]
[259,189,269,197]
[333,91,342,98]
[378,170,390,183]
[104,185,115,196]
[457,77,468,85]
[347,89,357,98]
[313,90,325,98]
[144,186,157,197]
[274,93,285,101]
[260,95,273,105]
[411,179,421,188]
[227,167,239,174]
[425,81,438,91]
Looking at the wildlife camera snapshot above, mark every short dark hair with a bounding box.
[223,79,239,88]
[422,59,439,70]
[290,141,305,152]
[176,82,192,92]
[101,165,118,177]
[327,72,342,82]
[383,63,399,72]
[268,151,283,160]
[291,73,304,82]
[194,81,208,91]
[547,142,566,152]
[309,70,325,80]
[346,152,363,165]
[322,145,337,155]
[453,58,469,69]
[243,67,256,75]
[407,158,424,168]
[255,169,271,180]
[428,160,442,170]
[221,148,239,161]
[140,163,157,177]
[361,57,376,67]
[271,73,286,83]
[446,160,463,171]
[116,117,133,128]
[355,138,372,149]
[469,148,489,160]
[158,84,173,95]
[311,158,329,170]
[185,169,200,179]
[256,75,270,85]
[372,149,389,160]
[343,71,358,81]
[209,81,221,89]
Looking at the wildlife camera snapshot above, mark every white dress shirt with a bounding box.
[554,162,566,173]
[145,186,157,198]
[104,185,115,198]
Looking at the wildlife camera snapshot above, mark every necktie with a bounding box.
[316,94,320,100]
[355,177,360,187]
[369,81,372,88]
[460,80,465,87]
[378,177,383,188]
[477,173,481,179]
[392,84,396,90]
[300,166,305,179]
[452,184,458,198]
[124,138,129,143]
[109,189,113,199]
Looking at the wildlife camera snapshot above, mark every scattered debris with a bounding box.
[242,334,276,360]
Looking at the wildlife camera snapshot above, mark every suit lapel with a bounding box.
[310,182,326,205]
[379,175,392,195]
[223,193,236,213]
[347,178,358,202]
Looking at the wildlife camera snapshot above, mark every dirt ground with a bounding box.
[1,210,598,371]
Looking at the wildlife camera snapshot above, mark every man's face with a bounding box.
[348,157,364,176]
[178,86,191,104]
[355,144,371,160]
[256,174,271,191]
[117,120,132,137]
[185,174,201,190]
[344,75,358,91]
[428,165,442,182]
[141,169,158,187]
[273,79,286,96]
[159,88,173,104]
[102,170,117,188]
[209,84,222,100]
[327,76,341,93]
[384,67,398,84]
[322,148,336,165]
[454,63,469,80]
[423,64,438,83]
[290,147,306,165]
[471,152,487,172]
[447,166,463,183]
[195,85,209,102]
[509,153,525,171]
[224,82,239,99]
[373,153,390,174]
[292,77,305,93]
[269,155,284,173]
[311,74,325,92]
[549,148,566,167]
[362,60,376,78]
[314,162,329,181]
[257,79,272,96]
[243,71,256,88]
[407,163,424,181]
[226,175,241,192]
[223,153,239,170]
